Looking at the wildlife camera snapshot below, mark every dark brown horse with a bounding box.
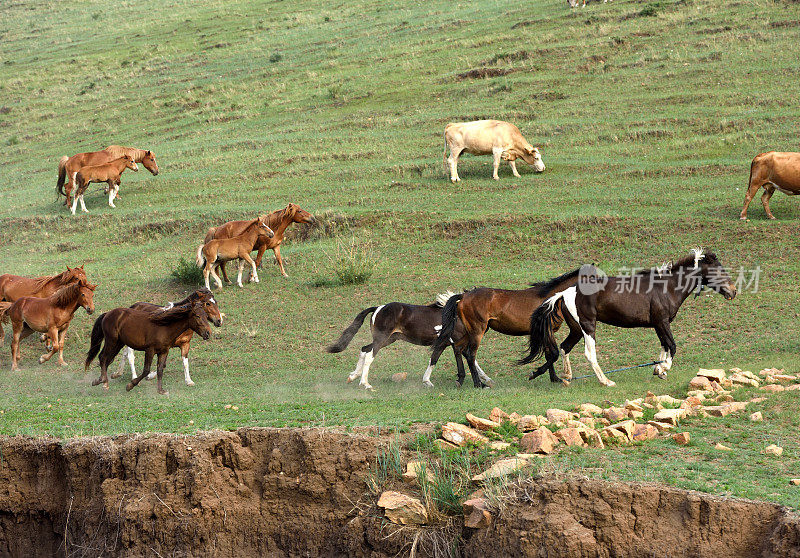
[326,292,473,390]
[429,269,580,386]
[70,155,138,215]
[112,288,223,386]
[57,145,159,207]
[205,203,315,281]
[85,301,212,395]
[196,216,274,289]
[0,278,97,371]
[521,250,737,386]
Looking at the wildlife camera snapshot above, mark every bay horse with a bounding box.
[205,203,315,281]
[70,156,138,215]
[112,288,223,386]
[326,292,479,390]
[196,216,274,289]
[85,301,212,395]
[520,249,737,386]
[57,145,159,207]
[429,268,580,386]
[0,278,97,371]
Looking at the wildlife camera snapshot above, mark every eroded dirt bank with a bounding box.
[0,428,797,557]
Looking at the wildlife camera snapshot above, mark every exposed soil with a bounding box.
[0,428,797,557]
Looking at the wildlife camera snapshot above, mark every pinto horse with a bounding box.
[429,269,580,386]
[205,203,315,281]
[326,292,475,390]
[57,145,159,208]
[0,278,96,371]
[112,288,223,386]
[86,301,212,395]
[520,250,737,386]
[196,216,274,289]
[70,156,138,215]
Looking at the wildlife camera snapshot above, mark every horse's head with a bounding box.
[521,146,545,172]
[141,150,159,175]
[78,279,97,314]
[257,215,275,238]
[124,155,139,172]
[195,287,223,327]
[288,203,316,225]
[696,250,737,300]
[64,264,87,285]
[188,301,212,340]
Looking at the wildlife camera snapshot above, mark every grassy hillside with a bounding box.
[1,0,799,506]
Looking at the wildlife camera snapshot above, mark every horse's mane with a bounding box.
[430,290,458,308]
[170,288,213,307]
[104,145,145,161]
[529,268,580,296]
[265,205,294,228]
[52,283,81,307]
[149,303,196,325]
[632,249,719,276]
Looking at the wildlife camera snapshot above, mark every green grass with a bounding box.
[1,0,799,507]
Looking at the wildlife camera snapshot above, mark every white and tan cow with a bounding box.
[444,120,545,182]
[740,151,800,220]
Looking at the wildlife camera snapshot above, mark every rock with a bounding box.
[516,415,540,432]
[489,407,509,424]
[759,368,784,378]
[749,396,767,403]
[583,429,605,449]
[673,432,691,445]
[602,427,629,444]
[624,400,644,412]
[488,441,511,451]
[790,479,800,486]
[710,380,724,392]
[609,419,636,440]
[391,372,408,382]
[655,395,683,407]
[714,443,733,451]
[770,374,797,383]
[686,390,707,399]
[729,367,742,374]
[697,368,726,382]
[715,394,735,403]
[765,444,783,457]
[463,498,492,529]
[654,408,685,425]
[434,439,460,451]
[596,417,611,427]
[739,370,760,381]
[546,408,575,425]
[466,413,500,431]
[603,407,628,422]
[579,403,603,415]
[520,427,560,454]
[725,401,748,413]
[507,412,522,424]
[536,415,550,425]
[749,412,763,422]
[578,417,596,429]
[629,410,644,420]
[704,405,732,418]
[472,457,528,483]
[721,377,733,389]
[689,376,713,391]
[377,491,428,525]
[648,421,675,432]
[787,384,800,391]
[402,461,434,485]
[761,384,785,393]
[555,427,587,447]
[730,373,759,387]
[441,422,489,447]
[632,424,659,441]
[683,396,704,408]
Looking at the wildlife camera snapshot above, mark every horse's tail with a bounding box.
[519,295,563,365]
[431,293,463,355]
[326,306,379,353]
[56,156,69,199]
[84,313,106,370]
[204,227,217,244]
[195,245,206,268]
[0,302,11,324]
[443,128,450,176]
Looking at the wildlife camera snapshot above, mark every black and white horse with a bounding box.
[520,249,737,386]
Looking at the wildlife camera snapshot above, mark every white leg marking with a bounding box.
[250,259,259,283]
[422,362,434,387]
[348,351,367,382]
[183,356,194,386]
[491,147,502,180]
[583,333,615,387]
[108,186,116,208]
[237,261,244,288]
[474,360,492,384]
[79,195,88,213]
[561,348,573,380]
[360,350,375,390]
[70,195,78,215]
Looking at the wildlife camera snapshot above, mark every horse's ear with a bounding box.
[146,150,152,156]
[88,283,98,290]
[79,264,84,269]
[66,265,71,271]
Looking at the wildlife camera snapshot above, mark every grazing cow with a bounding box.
[444,120,545,182]
[740,152,800,220]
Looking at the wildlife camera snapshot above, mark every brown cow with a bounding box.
[740,152,800,220]
[444,120,545,182]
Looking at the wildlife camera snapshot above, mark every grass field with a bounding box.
[1,0,799,507]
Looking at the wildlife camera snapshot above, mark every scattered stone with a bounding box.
[583,429,605,449]
[579,403,603,415]
[759,368,784,378]
[729,367,743,374]
[488,441,511,451]
[402,461,434,485]
[610,420,636,440]
[632,424,659,441]
[624,400,644,413]
[655,395,684,407]
[654,408,685,426]
[520,427,560,454]
[761,384,785,393]
[546,408,576,425]
[648,421,675,432]
[602,427,629,444]
[507,412,522,424]
[739,370,760,381]
[725,401,748,413]
[466,413,500,431]
[434,439,460,451]
[730,373,759,387]
[629,410,644,420]
[391,372,408,382]
[603,407,628,422]
[704,405,732,418]
[689,376,713,391]
[596,417,611,427]
[536,415,550,425]
[765,444,783,457]
[749,397,767,403]
[463,498,492,529]
[378,491,428,525]
[770,374,798,383]
[489,407,509,424]
[516,415,540,432]
[710,381,724,392]
[578,417,596,429]
[714,443,733,451]
[787,385,800,391]
[715,394,735,403]
[683,396,704,407]
[686,390,707,399]
[673,432,691,445]
[697,368,726,382]
[790,479,800,486]
[555,427,587,447]
[472,457,528,483]
[441,422,489,447]
[749,412,763,422]
[721,377,733,389]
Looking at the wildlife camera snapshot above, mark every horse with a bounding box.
[196,216,274,289]
[57,145,159,207]
[70,156,138,215]
[520,249,737,386]
[325,292,480,390]
[428,268,580,387]
[85,301,212,395]
[112,288,223,386]
[204,203,315,281]
[0,278,96,371]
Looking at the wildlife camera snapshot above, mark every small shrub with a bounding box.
[171,256,204,285]
[330,237,377,285]
[6,135,19,146]
[269,52,282,63]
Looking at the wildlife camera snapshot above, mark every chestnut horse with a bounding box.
[57,145,159,207]
[112,288,223,386]
[205,203,315,281]
[326,292,475,390]
[429,268,580,386]
[0,278,96,371]
[70,156,138,215]
[521,250,737,386]
[196,216,274,289]
[86,301,212,395]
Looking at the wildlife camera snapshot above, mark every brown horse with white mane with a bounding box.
[57,145,159,207]
[0,278,97,371]
[196,216,274,289]
[86,301,212,395]
[205,203,316,281]
[70,156,138,215]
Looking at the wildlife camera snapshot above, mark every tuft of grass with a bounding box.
[170,256,204,285]
[330,237,377,285]
[269,52,282,63]
[367,437,403,494]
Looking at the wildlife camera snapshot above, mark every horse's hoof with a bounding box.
[125,383,134,391]
[147,373,156,380]
[158,390,169,396]
[91,378,102,386]
[346,376,356,383]
[604,380,617,387]
[103,383,109,391]
[422,380,434,388]
[110,372,122,379]
[58,361,68,367]
[484,378,495,388]
[561,379,571,387]
[38,356,46,364]
[185,380,195,386]
[454,380,463,388]
[361,384,374,391]
[481,384,491,390]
